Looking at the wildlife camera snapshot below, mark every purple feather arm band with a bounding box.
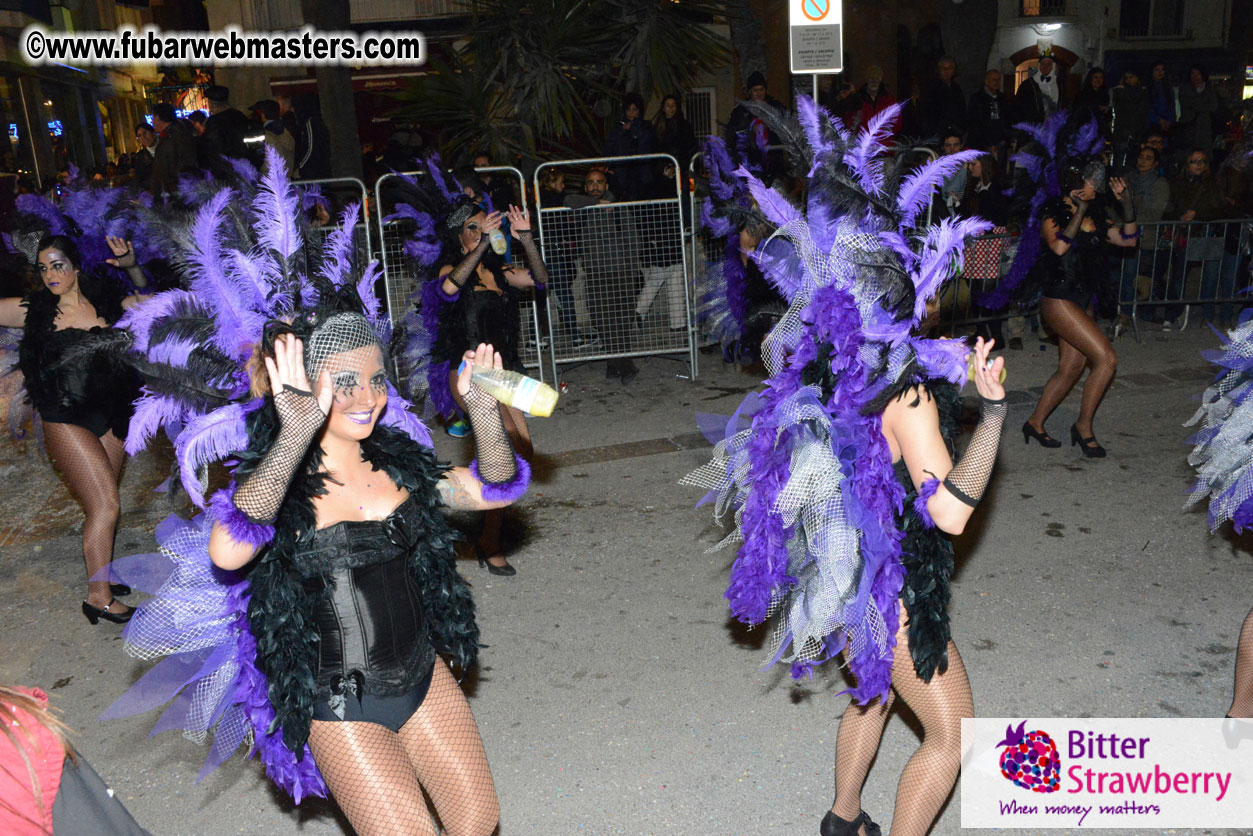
[1056,232,1073,245]
[208,483,276,548]
[1119,228,1141,240]
[913,476,942,529]
[470,455,531,503]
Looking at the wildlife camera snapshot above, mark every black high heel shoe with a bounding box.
[82,598,133,625]
[110,583,132,597]
[820,809,882,836]
[475,544,517,577]
[1070,424,1106,458]
[1022,421,1061,448]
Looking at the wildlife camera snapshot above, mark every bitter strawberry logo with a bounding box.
[996,720,1061,793]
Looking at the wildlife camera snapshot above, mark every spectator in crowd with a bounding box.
[1146,62,1177,135]
[199,84,252,175]
[933,130,968,220]
[1014,55,1063,126]
[967,69,1011,162]
[287,93,332,179]
[1160,148,1227,328]
[606,93,656,202]
[187,110,207,138]
[1115,144,1171,332]
[831,65,899,136]
[1178,66,1219,160]
[651,94,698,177]
[132,122,157,186]
[958,152,1012,345]
[724,71,787,175]
[1111,70,1149,169]
[149,103,198,197]
[472,151,516,213]
[1073,67,1112,136]
[565,167,641,382]
[633,171,687,337]
[958,152,1009,225]
[248,99,295,174]
[919,56,966,139]
[1142,131,1175,177]
[537,168,591,347]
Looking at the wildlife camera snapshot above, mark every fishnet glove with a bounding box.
[942,397,1007,507]
[514,230,548,289]
[233,386,327,523]
[447,238,491,289]
[463,385,518,484]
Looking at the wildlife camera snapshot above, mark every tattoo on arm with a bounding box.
[436,470,479,509]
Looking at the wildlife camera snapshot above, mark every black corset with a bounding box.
[298,494,437,697]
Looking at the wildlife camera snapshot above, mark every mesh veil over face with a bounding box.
[303,312,391,398]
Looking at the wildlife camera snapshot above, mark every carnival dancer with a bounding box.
[0,175,157,623]
[392,162,547,576]
[101,147,530,836]
[684,97,1007,836]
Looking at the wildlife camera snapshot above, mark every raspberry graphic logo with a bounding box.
[996,720,1061,793]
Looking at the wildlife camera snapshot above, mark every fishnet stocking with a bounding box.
[1228,606,1253,718]
[43,422,126,612]
[307,661,499,836]
[1027,299,1117,441]
[831,603,973,836]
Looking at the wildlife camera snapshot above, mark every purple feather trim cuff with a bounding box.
[1119,228,1141,240]
[914,478,941,529]
[208,484,275,548]
[436,283,460,302]
[1056,232,1073,245]
[470,455,531,504]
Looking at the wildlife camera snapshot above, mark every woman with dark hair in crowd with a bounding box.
[959,152,1009,225]
[1022,161,1139,456]
[0,234,149,623]
[606,92,655,201]
[1073,67,1112,136]
[651,94,698,177]
[1165,148,1230,327]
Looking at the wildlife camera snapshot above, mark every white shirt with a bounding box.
[1035,69,1059,106]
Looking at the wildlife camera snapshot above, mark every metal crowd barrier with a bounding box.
[372,166,544,381]
[533,154,695,382]
[299,176,372,284]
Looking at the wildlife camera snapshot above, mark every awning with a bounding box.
[269,69,428,95]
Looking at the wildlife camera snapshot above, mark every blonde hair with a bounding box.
[0,686,73,834]
[247,341,275,399]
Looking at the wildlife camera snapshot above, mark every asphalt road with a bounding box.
[2,322,1249,836]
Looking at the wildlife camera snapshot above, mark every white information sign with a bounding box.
[789,0,843,74]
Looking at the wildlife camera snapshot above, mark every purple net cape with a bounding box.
[100,512,327,802]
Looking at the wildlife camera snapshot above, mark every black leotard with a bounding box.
[431,257,524,374]
[1037,198,1109,307]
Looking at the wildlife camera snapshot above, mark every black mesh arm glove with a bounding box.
[463,384,519,485]
[513,230,548,289]
[232,386,328,523]
[445,237,491,290]
[942,396,1007,507]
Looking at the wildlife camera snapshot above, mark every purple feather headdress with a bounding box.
[684,96,989,704]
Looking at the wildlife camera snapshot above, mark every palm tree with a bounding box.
[392,0,728,167]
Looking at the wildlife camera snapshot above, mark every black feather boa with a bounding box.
[896,381,960,683]
[237,404,479,756]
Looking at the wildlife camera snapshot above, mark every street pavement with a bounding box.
[2,322,1250,836]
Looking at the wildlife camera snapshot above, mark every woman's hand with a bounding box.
[105,236,137,269]
[1109,176,1129,203]
[506,205,530,237]
[968,336,1005,401]
[456,342,503,399]
[265,334,332,417]
[480,211,504,235]
[1067,189,1090,211]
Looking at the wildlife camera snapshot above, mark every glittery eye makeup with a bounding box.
[370,371,387,393]
[331,371,361,400]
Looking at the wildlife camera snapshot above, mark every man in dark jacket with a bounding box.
[199,84,253,175]
[1013,56,1064,126]
[131,122,157,186]
[967,69,1010,161]
[919,56,966,139]
[606,93,655,201]
[723,71,788,177]
[283,93,332,180]
[149,103,199,196]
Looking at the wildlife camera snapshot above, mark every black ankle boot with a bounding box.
[820,809,882,836]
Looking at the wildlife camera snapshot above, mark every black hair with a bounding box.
[1138,145,1160,164]
[152,102,176,124]
[189,110,207,125]
[623,92,645,113]
[36,234,82,271]
[1189,65,1209,84]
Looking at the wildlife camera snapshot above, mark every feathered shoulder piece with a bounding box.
[981,111,1105,309]
[121,145,428,504]
[1187,309,1253,532]
[684,95,990,704]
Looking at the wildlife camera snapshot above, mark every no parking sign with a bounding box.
[789,0,843,73]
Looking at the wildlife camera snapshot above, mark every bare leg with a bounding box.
[43,423,128,614]
[1229,607,1253,718]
